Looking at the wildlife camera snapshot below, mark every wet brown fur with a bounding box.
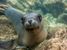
[22,20,47,48]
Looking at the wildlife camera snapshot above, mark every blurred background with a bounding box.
[8,0,67,27]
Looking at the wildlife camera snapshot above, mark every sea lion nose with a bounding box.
[28,20,32,25]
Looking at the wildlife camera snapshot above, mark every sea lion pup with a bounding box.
[21,13,47,49]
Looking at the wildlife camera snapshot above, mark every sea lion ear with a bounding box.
[21,17,25,24]
[37,14,42,22]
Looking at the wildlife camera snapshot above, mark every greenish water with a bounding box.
[9,0,67,27]
[0,0,67,27]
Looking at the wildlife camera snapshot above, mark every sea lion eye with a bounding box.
[37,14,42,22]
[21,17,25,24]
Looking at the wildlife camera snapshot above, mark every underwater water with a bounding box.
[8,0,67,26]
